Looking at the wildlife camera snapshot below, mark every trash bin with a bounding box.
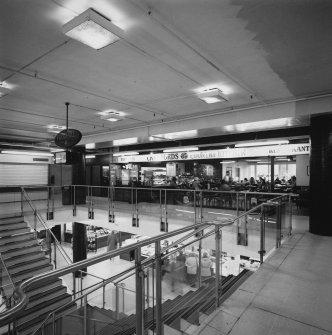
[62,186,73,205]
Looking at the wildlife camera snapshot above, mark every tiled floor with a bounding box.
[193,227,332,335]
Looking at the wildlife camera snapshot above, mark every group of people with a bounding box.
[166,250,214,291]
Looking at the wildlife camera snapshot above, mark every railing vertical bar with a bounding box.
[155,241,163,335]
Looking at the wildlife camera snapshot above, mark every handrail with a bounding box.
[21,187,105,282]
[28,219,230,334]
[0,219,230,325]
[21,188,72,265]
[0,253,15,293]
[0,187,290,328]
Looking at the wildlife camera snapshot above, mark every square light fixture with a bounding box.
[197,88,227,104]
[63,8,123,50]
[98,110,124,122]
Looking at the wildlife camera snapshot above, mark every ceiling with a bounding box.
[1,0,332,153]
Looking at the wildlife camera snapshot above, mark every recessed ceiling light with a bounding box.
[85,155,96,159]
[63,8,123,50]
[113,138,137,146]
[197,88,227,104]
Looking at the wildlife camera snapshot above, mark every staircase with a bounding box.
[95,271,252,335]
[0,215,77,335]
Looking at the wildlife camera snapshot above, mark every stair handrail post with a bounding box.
[288,194,293,236]
[115,282,119,320]
[52,311,56,335]
[135,247,144,335]
[83,295,87,335]
[214,223,222,309]
[259,205,266,264]
[155,241,163,335]
[102,279,106,309]
[53,240,57,268]
[20,188,24,216]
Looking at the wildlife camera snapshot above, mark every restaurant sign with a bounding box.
[113,144,310,163]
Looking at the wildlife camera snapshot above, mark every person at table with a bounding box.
[275,177,281,185]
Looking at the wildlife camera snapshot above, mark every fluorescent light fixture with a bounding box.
[246,159,263,162]
[197,88,227,104]
[113,137,137,146]
[85,143,96,149]
[235,140,289,148]
[163,147,198,153]
[2,150,53,157]
[113,151,139,157]
[105,117,121,122]
[220,161,236,164]
[154,130,198,140]
[0,85,10,98]
[63,8,123,50]
[85,155,96,159]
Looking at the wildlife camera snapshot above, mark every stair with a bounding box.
[0,215,77,335]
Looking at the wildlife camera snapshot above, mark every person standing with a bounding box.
[185,252,198,286]
[107,230,119,262]
[200,252,213,284]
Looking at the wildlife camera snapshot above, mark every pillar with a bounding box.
[309,114,332,236]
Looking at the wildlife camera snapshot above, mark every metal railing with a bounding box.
[0,185,292,334]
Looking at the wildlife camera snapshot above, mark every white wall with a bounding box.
[296,155,310,186]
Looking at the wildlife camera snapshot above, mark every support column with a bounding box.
[309,114,332,236]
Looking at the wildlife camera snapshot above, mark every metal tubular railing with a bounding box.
[0,186,291,334]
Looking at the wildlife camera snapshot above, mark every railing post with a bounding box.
[259,205,266,264]
[115,283,120,320]
[52,312,56,335]
[83,295,87,335]
[194,191,197,224]
[102,280,106,309]
[276,201,282,248]
[53,241,57,268]
[135,247,144,335]
[215,224,222,309]
[73,185,76,217]
[288,195,293,236]
[20,188,23,216]
[155,241,163,335]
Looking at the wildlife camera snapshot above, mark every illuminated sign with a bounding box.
[113,144,310,163]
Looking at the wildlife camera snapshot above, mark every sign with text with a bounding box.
[113,144,310,163]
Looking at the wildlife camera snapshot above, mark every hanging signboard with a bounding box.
[113,144,310,163]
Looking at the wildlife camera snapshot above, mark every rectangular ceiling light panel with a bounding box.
[63,8,123,50]
[197,88,227,104]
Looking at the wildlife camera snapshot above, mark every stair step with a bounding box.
[16,303,78,335]
[164,324,182,335]
[1,245,41,259]
[0,232,35,246]
[0,227,30,237]
[0,216,24,225]
[12,264,53,284]
[16,294,73,327]
[27,278,63,298]
[0,222,27,231]
[28,286,68,309]
[0,238,38,252]
[5,251,46,267]
[183,323,199,335]
[8,257,50,275]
